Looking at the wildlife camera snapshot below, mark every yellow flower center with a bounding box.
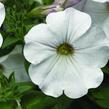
[57,43,74,55]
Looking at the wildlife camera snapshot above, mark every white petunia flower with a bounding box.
[24,8,109,99]
[0,2,5,47]
[76,0,109,25]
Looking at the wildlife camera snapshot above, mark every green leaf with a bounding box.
[21,91,73,109]
[21,91,56,109]
[35,0,43,4]
[102,66,109,74]
[16,82,35,95]
[88,85,109,109]
[42,0,54,5]
[24,60,30,73]
[28,6,45,18]
[8,72,15,85]
[0,101,17,109]
[0,71,9,89]
[2,37,19,48]
[0,46,14,57]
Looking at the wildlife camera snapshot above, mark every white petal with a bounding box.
[29,57,86,99]
[0,2,5,27]
[24,24,60,64]
[24,42,56,64]
[84,0,109,25]
[29,55,59,85]
[29,55,103,99]
[64,57,103,99]
[0,33,3,47]
[63,57,88,99]
[46,10,67,40]
[73,57,104,89]
[1,46,30,82]
[82,66,103,89]
[66,8,91,42]
[29,55,64,97]
[73,25,109,68]
[46,8,91,42]
[25,24,62,45]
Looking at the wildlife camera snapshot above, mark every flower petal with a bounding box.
[64,57,103,99]
[46,10,67,39]
[24,24,61,64]
[66,8,91,42]
[73,25,109,68]
[29,55,103,99]
[63,57,88,99]
[46,8,91,42]
[0,2,5,27]
[0,33,3,47]
[29,55,64,97]
[84,0,109,25]
[24,42,56,64]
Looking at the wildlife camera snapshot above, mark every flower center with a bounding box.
[57,43,74,55]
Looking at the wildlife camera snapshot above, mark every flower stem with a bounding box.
[16,99,22,109]
[62,0,68,8]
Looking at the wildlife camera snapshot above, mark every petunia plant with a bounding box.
[0,0,109,109]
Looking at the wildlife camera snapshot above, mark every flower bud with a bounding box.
[28,0,81,17]
[54,0,81,9]
[47,0,81,14]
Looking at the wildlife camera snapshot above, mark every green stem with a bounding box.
[16,99,22,109]
[62,0,68,8]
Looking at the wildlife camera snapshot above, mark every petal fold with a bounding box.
[73,25,109,68]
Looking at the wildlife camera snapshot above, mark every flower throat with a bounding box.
[57,43,74,55]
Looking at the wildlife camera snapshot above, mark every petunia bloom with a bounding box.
[24,8,109,99]
[0,2,5,47]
